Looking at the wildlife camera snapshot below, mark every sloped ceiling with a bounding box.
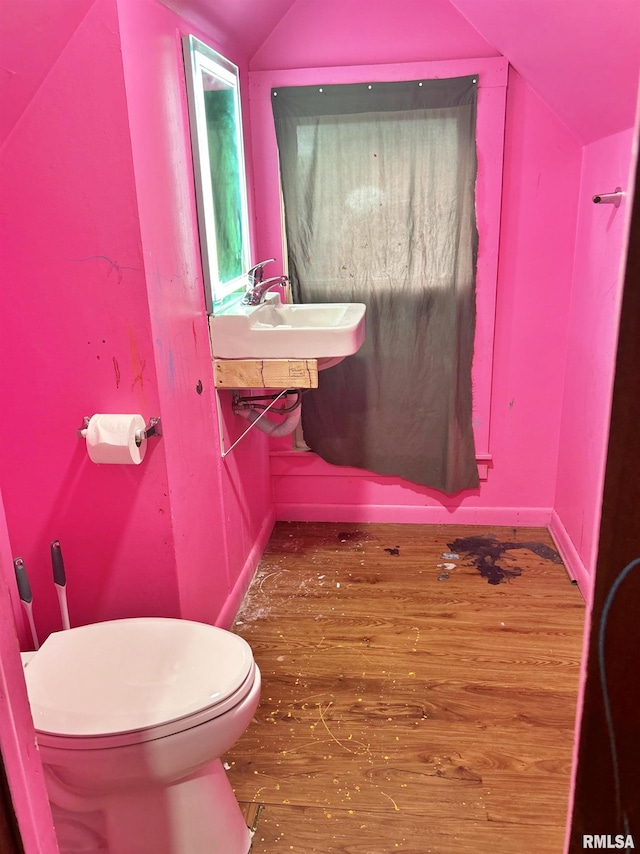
[0,0,95,148]
[250,0,499,70]
[2,0,638,148]
[449,0,640,144]
[160,0,298,59]
[165,0,640,145]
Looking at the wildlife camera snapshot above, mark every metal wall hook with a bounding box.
[592,187,623,207]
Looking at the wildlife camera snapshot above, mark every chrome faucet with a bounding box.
[243,259,288,305]
[242,275,289,306]
[247,258,275,288]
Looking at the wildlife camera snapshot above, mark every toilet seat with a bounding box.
[24,617,256,750]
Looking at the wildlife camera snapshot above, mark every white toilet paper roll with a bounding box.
[86,414,147,465]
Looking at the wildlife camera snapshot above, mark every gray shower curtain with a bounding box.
[272,76,479,494]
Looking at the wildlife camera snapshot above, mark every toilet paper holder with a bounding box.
[77,416,162,447]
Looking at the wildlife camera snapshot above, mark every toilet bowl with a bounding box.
[23,617,261,854]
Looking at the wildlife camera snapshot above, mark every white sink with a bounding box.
[209,294,366,369]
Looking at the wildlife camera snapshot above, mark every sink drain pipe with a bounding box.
[233,391,302,437]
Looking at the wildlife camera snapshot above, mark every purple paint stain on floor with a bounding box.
[446,536,562,585]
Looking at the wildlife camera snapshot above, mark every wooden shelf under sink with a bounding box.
[212,358,318,389]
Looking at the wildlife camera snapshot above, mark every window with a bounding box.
[249,59,507,466]
[272,78,479,492]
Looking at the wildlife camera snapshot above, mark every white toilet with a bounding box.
[23,617,261,854]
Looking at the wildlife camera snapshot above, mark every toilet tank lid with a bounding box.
[24,618,255,737]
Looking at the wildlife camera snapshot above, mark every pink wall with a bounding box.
[551,127,637,598]
[249,3,582,528]
[484,70,581,516]
[0,0,274,646]
[0,0,178,646]
[115,0,275,627]
[0,0,275,842]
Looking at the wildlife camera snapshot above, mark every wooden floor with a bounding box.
[225,522,585,854]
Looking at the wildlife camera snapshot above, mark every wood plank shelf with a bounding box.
[213,358,318,389]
